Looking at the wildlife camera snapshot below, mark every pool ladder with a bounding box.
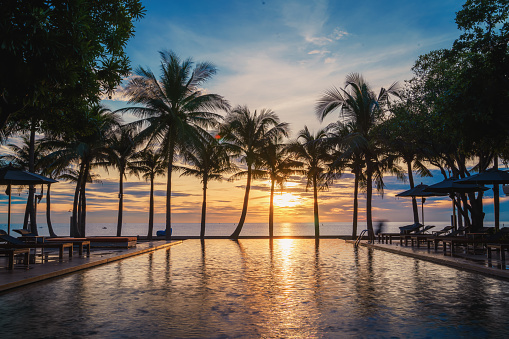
[354,229,368,247]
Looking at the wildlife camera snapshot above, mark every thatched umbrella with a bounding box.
[0,165,58,234]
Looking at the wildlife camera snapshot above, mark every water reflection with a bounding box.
[1,239,509,338]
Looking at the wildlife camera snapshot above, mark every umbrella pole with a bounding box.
[8,184,11,235]
[421,198,425,226]
[494,184,500,232]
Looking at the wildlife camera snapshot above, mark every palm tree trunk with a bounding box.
[352,171,359,239]
[200,176,208,239]
[148,175,155,240]
[165,142,175,241]
[269,178,275,238]
[28,122,37,234]
[231,165,252,238]
[313,174,319,238]
[116,170,124,236]
[71,162,85,237]
[45,184,57,237]
[406,160,419,224]
[366,162,374,241]
[79,163,89,237]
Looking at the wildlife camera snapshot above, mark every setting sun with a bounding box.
[273,192,302,208]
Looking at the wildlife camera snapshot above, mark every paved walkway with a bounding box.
[352,239,509,280]
[0,240,183,292]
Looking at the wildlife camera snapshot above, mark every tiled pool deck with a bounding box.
[0,240,183,292]
[354,239,509,280]
[2,237,508,292]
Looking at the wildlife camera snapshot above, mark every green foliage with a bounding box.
[0,0,145,137]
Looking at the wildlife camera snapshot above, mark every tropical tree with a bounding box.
[43,105,120,236]
[179,135,236,238]
[102,125,140,236]
[1,135,46,234]
[220,105,289,239]
[130,149,167,240]
[326,121,365,238]
[259,137,303,238]
[120,50,230,240]
[287,126,332,238]
[316,73,400,241]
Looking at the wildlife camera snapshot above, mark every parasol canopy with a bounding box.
[0,165,58,235]
[423,177,488,194]
[396,184,447,225]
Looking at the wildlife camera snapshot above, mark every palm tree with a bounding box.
[179,135,236,238]
[287,126,332,238]
[316,73,400,241]
[130,149,167,240]
[259,137,302,238]
[120,50,230,240]
[1,135,46,234]
[220,105,289,239]
[103,125,140,236]
[43,105,120,236]
[326,120,365,239]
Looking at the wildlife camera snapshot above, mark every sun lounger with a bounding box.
[0,248,30,269]
[0,231,73,259]
[86,236,137,248]
[45,238,91,256]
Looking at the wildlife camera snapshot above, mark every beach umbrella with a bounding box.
[0,165,58,235]
[456,168,509,230]
[424,178,488,229]
[396,184,447,225]
[423,177,488,194]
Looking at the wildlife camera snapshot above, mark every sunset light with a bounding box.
[273,192,302,208]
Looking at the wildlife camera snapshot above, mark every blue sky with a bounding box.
[3,0,508,229]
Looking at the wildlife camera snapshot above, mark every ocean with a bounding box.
[1,220,495,237]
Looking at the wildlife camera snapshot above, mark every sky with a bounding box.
[2,0,509,229]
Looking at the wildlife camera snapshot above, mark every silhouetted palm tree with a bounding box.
[131,148,167,240]
[288,126,332,238]
[103,125,140,236]
[259,137,303,238]
[120,50,230,239]
[43,105,120,236]
[180,135,236,238]
[1,135,46,234]
[316,73,400,241]
[220,105,289,239]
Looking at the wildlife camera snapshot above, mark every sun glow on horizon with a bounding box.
[273,192,302,208]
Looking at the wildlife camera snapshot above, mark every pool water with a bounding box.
[1,239,509,338]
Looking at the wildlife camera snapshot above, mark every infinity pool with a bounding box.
[1,239,509,338]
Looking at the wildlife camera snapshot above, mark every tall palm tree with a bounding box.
[316,73,400,241]
[102,125,140,236]
[179,135,236,238]
[130,148,167,240]
[43,105,120,236]
[326,120,365,239]
[259,137,302,238]
[120,50,230,240]
[220,105,289,239]
[287,126,332,238]
[1,135,46,234]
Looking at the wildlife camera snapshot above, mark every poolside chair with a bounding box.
[0,230,73,259]
[399,223,424,235]
[432,226,454,236]
[13,229,91,256]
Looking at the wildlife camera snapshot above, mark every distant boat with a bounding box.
[156,228,172,237]
[102,227,107,229]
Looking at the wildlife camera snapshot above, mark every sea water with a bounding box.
[0,221,467,237]
[0,239,508,338]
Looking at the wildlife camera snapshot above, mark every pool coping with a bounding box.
[0,240,183,292]
[352,240,509,280]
